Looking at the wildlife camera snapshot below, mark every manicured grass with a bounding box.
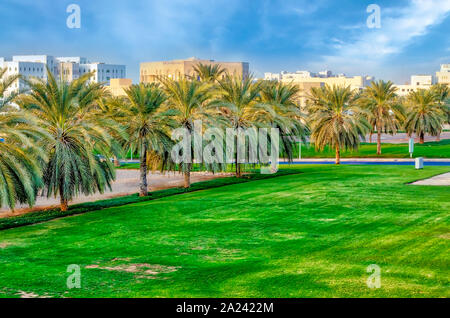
[292,139,450,159]
[0,169,298,231]
[0,165,449,298]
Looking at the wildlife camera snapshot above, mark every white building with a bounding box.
[394,74,435,96]
[0,55,126,95]
[264,69,374,91]
[82,62,126,83]
[264,72,281,81]
[410,75,433,86]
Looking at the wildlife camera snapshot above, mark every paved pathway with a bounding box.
[363,132,450,144]
[279,158,450,166]
[0,170,231,217]
[293,132,450,144]
[410,172,450,186]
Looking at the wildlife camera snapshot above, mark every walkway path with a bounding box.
[410,172,450,186]
[0,170,231,217]
[279,158,450,166]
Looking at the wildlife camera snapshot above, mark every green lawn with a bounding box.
[0,165,449,298]
[291,139,450,159]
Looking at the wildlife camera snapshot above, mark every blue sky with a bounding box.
[1,0,449,83]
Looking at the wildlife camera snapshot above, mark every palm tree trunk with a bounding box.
[376,130,382,155]
[335,145,341,165]
[60,198,69,212]
[59,184,68,211]
[184,163,191,188]
[369,132,372,143]
[436,131,441,142]
[139,147,148,197]
[235,148,242,177]
[419,132,425,144]
[114,156,120,167]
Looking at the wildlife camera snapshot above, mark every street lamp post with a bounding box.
[408,138,414,158]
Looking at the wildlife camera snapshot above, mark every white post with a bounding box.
[408,138,414,158]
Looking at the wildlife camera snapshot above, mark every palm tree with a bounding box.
[161,77,212,187]
[307,85,370,164]
[404,89,445,144]
[359,80,404,154]
[212,75,274,176]
[192,63,226,82]
[431,84,450,141]
[19,70,120,211]
[0,67,21,110]
[110,83,175,196]
[95,93,128,167]
[260,80,308,160]
[0,68,45,210]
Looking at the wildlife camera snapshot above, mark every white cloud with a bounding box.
[315,0,450,78]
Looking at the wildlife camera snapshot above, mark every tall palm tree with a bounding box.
[161,78,212,187]
[260,80,308,160]
[192,63,226,82]
[307,85,370,164]
[212,75,274,176]
[0,67,21,110]
[0,68,46,210]
[109,83,175,196]
[359,80,404,154]
[431,84,450,141]
[404,89,445,144]
[19,70,121,211]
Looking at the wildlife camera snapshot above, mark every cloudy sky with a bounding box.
[1,0,449,83]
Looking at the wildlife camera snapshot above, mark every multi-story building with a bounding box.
[0,55,126,95]
[140,57,249,83]
[264,70,374,106]
[436,64,450,86]
[264,70,373,90]
[410,75,433,87]
[394,74,434,96]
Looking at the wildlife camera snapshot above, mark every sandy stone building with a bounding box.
[436,64,450,86]
[106,78,132,97]
[140,57,249,83]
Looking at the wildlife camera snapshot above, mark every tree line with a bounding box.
[0,64,449,211]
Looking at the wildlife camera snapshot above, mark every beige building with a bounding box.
[295,82,324,107]
[59,62,80,81]
[436,64,450,86]
[140,57,249,83]
[106,78,132,97]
